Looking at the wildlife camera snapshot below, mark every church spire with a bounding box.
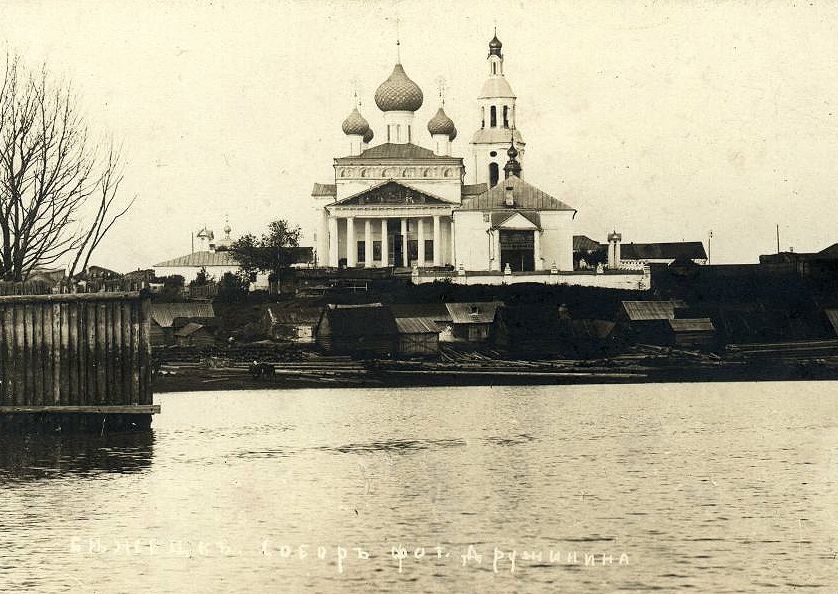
[504,132,522,179]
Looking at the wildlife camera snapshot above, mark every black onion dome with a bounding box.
[427,107,456,139]
[363,127,374,143]
[341,107,370,136]
[489,34,502,57]
[374,63,423,112]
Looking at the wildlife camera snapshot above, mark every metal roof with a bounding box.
[621,301,681,321]
[174,322,207,337]
[152,303,215,328]
[620,242,707,261]
[329,180,454,207]
[573,235,603,252]
[154,250,238,268]
[459,175,575,212]
[668,318,716,332]
[335,143,460,162]
[320,303,398,337]
[395,317,441,334]
[312,183,337,197]
[490,210,540,230]
[462,183,488,196]
[446,301,503,324]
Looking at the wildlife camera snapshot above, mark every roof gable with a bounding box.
[493,211,540,230]
[330,180,453,207]
[153,250,238,268]
[322,304,398,337]
[458,175,575,212]
[446,301,503,324]
[621,301,681,321]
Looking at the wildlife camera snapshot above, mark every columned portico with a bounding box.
[364,219,373,267]
[400,218,408,267]
[328,217,339,267]
[346,217,356,267]
[433,215,442,266]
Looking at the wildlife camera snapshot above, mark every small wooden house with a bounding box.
[616,300,685,344]
[262,304,320,343]
[667,318,716,349]
[315,303,398,356]
[173,322,216,346]
[395,317,441,356]
[445,302,503,342]
[151,302,216,346]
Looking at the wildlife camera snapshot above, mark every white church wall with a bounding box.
[412,268,651,291]
[453,211,491,270]
[539,211,575,271]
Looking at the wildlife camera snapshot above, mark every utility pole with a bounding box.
[776,224,780,254]
[708,230,713,264]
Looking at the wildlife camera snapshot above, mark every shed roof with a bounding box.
[459,175,575,212]
[312,183,337,197]
[668,318,716,332]
[620,242,707,261]
[621,301,681,321]
[395,317,441,334]
[174,322,207,338]
[321,303,398,337]
[152,303,215,328]
[446,301,503,324]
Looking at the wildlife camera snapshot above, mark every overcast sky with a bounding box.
[3,0,838,270]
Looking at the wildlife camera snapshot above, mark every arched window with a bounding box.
[490,106,497,128]
[481,107,485,129]
[489,163,499,187]
[360,169,367,178]
[503,106,509,128]
[423,168,430,177]
[492,62,497,75]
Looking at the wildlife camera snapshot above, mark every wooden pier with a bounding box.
[0,291,158,431]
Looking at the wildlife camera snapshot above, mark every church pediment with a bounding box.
[329,181,453,207]
[491,211,541,230]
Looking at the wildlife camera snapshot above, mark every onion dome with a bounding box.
[363,127,374,144]
[504,140,522,178]
[374,63,423,112]
[489,33,502,57]
[427,107,457,140]
[341,107,370,136]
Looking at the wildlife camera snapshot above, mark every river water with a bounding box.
[1,382,837,593]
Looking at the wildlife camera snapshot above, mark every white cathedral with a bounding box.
[311,34,577,275]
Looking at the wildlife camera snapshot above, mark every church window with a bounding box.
[425,240,434,262]
[481,107,485,129]
[443,169,451,178]
[492,62,497,75]
[360,169,367,178]
[483,213,491,223]
[503,106,509,128]
[490,151,497,157]
[490,106,497,128]
[357,241,365,263]
[489,163,499,187]
[373,241,382,261]
[423,168,430,177]
[402,168,409,177]
[407,125,411,143]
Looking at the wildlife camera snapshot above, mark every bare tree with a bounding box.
[0,51,134,283]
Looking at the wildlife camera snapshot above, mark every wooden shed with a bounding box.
[261,304,320,343]
[150,302,215,346]
[173,322,216,347]
[315,303,398,356]
[395,317,441,357]
[616,300,686,344]
[667,318,717,349]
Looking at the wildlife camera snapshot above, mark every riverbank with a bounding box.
[152,348,838,392]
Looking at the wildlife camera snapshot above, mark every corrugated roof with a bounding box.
[668,318,716,332]
[462,183,488,196]
[152,303,215,328]
[154,250,238,268]
[336,143,459,162]
[395,317,441,334]
[446,301,503,324]
[620,242,707,261]
[459,175,575,212]
[621,301,680,321]
[174,322,206,337]
[312,183,337,197]
[826,309,838,336]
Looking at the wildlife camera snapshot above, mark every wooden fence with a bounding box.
[0,292,156,415]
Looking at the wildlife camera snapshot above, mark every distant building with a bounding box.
[315,303,398,355]
[759,243,838,279]
[262,304,320,343]
[173,322,216,347]
[445,301,503,342]
[667,318,717,350]
[395,317,442,356]
[151,302,216,346]
[153,223,240,283]
[616,300,686,344]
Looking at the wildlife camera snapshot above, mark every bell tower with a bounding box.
[470,31,525,188]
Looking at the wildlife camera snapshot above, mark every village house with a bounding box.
[445,301,504,342]
[150,302,216,347]
[666,318,717,350]
[394,317,442,357]
[315,303,399,356]
[173,322,216,347]
[261,304,321,343]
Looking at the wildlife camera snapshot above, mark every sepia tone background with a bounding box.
[1,0,836,271]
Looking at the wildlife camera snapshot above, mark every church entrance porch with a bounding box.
[499,230,535,272]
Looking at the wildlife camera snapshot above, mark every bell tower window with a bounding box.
[489,162,499,187]
[490,106,497,128]
[503,106,509,128]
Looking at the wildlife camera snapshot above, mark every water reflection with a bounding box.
[0,431,154,481]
